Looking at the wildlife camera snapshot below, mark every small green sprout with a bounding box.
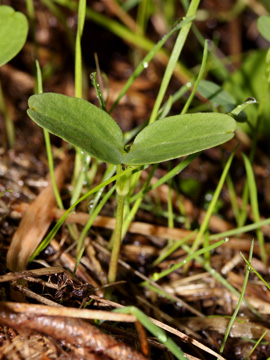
[27,92,236,283]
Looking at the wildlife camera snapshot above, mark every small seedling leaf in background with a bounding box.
[257,15,270,42]
[28,93,124,165]
[0,5,28,67]
[123,113,236,165]
[224,49,270,134]
[197,80,236,106]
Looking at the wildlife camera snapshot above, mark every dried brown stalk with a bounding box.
[0,302,147,360]
[13,203,269,255]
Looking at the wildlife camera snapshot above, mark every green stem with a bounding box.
[108,165,131,283]
[75,0,86,99]
[108,193,126,284]
[72,0,87,204]
[0,81,14,148]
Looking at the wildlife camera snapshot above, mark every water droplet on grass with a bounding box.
[143,61,149,69]
[157,332,168,343]
[152,273,159,280]
[88,199,94,210]
[245,97,257,103]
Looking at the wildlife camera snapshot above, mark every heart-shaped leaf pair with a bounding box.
[0,6,28,67]
[28,93,236,166]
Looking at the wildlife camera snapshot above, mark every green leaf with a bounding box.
[0,6,28,67]
[124,113,236,165]
[197,80,236,106]
[28,93,124,165]
[257,15,270,42]
[224,49,270,134]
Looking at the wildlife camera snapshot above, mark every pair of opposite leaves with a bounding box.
[28,93,236,166]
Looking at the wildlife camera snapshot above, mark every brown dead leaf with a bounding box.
[7,157,70,272]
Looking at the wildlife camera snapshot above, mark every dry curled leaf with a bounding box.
[0,302,147,360]
[7,157,70,272]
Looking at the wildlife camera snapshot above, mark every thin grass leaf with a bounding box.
[55,0,192,82]
[70,153,91,206]
[29,165,138,263]
[188,146,237,258]
[109,15,195,112]
[219,240,254,354]
[75,185,116,273]
[0,189,13,198]
[158,95,173,119]
[244,329,268,359]
[209,218,270,241]
[29,210,74,262]
[89,164,116,216]
[36,61,64,211]
[75,0,86,98]
[203,231,210,264]
[123,154,198,238]
[167,163,174,229]
[180,0,229,81]
[130,153,199,203]
[113,306,186,360]
[181,243,261,318]
[240,253,270,292]
[90,72,107,111]
[181,39,209,114]
[225,172,241,226]
[229,97,257,118]
[151,231,196,267]
[122,164,157,237]
[151,238,228,282]
[149,0,200,124]
[243,153,266,264]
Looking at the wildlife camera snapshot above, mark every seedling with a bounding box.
[27,92,236,283]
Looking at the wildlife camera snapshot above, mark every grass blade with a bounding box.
[148,0,200,124]
[151,238,228,281]
[219,240,254,354]
[181,39,208,114]
[113,306,187,360]
[188,146,237,260]
[242,153,266,264]
[109,16,195,113]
